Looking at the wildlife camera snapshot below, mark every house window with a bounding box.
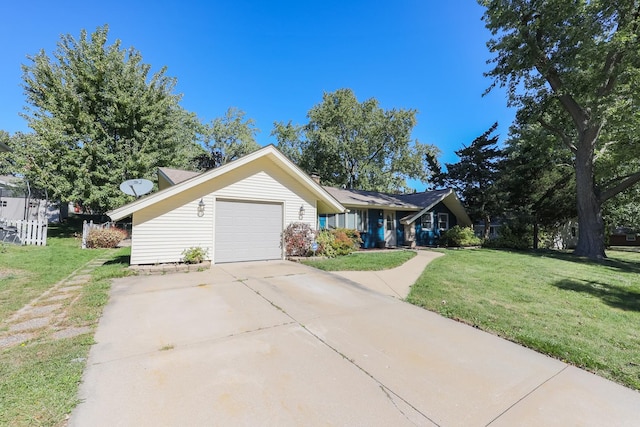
[321,210,367,232]
[345,209,367,231]
[421,212,433,230]
[626,234,637,242]
[438,213,449,230]
[0,201,6,207]
[358,209,367,231]
[321,214,337,229]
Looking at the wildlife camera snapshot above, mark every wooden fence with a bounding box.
[0,219,48,246]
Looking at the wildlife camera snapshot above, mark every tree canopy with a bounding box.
[272,88,438,192]
[193,107,261,171]
[480,0,640,259]
[20,25,202,213]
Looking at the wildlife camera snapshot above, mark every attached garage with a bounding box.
[215,200,283,263]
[106,145,345,266]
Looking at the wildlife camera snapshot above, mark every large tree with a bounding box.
[272,88,438,192]
[480,0,640,259]
[21,25,201,212]
[435,123,504,239]
[193,107,261,171]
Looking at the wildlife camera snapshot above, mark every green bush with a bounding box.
[182,246,209,264]
[316,228,361,257]
[482,222,532,249]
[316,230,337,258]
[86,227,128,248]
[441,226,482,247]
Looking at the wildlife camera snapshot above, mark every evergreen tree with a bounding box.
[440,123,504,239]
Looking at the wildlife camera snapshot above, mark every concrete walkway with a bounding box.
[332,249,444,298]
[71,258,640,426]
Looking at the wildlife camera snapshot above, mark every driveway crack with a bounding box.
[240,278,438,426]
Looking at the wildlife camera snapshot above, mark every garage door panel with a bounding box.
[215,200,283,263]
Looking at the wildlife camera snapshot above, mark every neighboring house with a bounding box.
[0,141,10,152]
[0,175,61,222]
[474,221,501,240]
[107,145,345,265]
[320,186,472,248]
[609,226,640,247]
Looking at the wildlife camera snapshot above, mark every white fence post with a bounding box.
[82,220,92,249]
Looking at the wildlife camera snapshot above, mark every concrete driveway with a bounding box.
[71,260,640,426]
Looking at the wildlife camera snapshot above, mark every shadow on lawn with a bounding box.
[103,255,131,266]
[553,279,640,312]
[521,249,640,275]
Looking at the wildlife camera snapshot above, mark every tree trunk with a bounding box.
[483,214,491,240]
[533,222,539,250]
[573,132,606,259]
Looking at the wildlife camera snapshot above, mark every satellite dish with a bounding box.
[119,179,153,198]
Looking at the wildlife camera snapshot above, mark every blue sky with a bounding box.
[0,0,515,187]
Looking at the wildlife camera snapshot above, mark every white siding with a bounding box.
[129,157,318,265]
[130,194,214,265]
[213,163,316,226]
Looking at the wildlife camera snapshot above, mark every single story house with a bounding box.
[609,226,640,247]
[319,186,472,248]
[107,145,345,265]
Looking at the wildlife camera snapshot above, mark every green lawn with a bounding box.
[0,225,132,426]
[302,250,416,271]
[406,248,640,391]
[0,235,112,322]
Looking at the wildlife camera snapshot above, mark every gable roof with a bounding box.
[158,167,200,185]
[323,186,472,227]
[107,145,345,221]
[0,141,10,152]
[399,189,472,227]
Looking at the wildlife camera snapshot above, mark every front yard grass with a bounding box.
[406,248,640,391]
[301,249,416,271]
[0,227,132,426]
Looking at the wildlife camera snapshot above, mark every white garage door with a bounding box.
[215,200,283,263]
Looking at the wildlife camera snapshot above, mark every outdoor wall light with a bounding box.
[299,204,305,220]
[197,198,206,217]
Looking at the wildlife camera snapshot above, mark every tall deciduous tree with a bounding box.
[437,123,504,239]
[480,0,640,259]
[194,107,261,171]
[21,25,201,212]
[272,88,438,192]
